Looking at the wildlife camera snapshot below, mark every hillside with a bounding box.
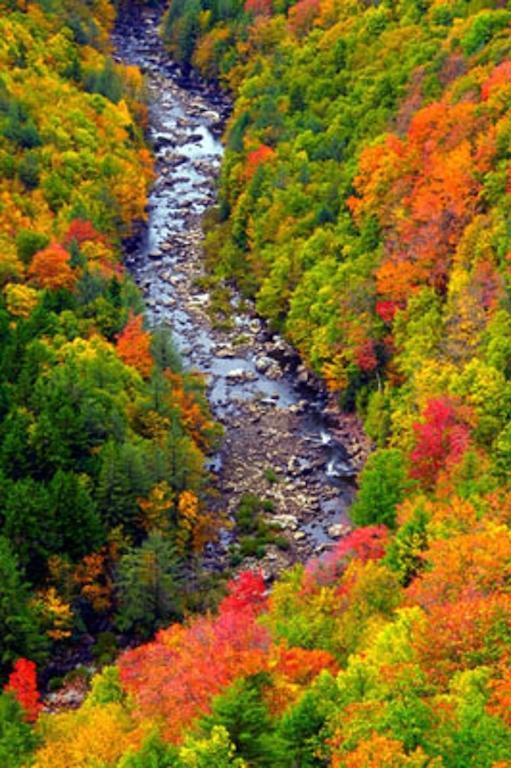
[2,0,511,767]
[0,0,222,686]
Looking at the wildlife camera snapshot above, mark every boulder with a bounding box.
[272,514,299,531]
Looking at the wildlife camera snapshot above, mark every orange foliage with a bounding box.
[489,661,511,727]
[245,144,276,179]
[116,313,153,378]
[28,243,77,291]
[406,526,511,610]
[350,100,496,308]
[412,593,511,686]
[73,550,114,614]
[165,371,216,449]
[333,732,435,767]
[482,61,511,101]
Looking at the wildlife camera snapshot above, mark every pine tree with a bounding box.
[0,537,47,676]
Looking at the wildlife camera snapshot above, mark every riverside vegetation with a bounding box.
[2,0,511,767]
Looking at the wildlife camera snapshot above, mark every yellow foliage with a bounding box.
[5,282,39,317]
[0,237,24,286]
[177,490,199,551]
[34,703,146,768]
[32,587,73,641]
[138,481,174,533]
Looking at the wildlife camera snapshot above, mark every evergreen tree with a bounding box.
[0,693,38,768]
[0,537,47,675]
[115,532,183,638]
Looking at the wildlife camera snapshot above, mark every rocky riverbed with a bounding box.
[113,6,371,577]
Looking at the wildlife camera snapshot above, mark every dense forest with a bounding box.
[0,0,222,690]
[3,0,511,766]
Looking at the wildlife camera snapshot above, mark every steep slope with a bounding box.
[4,1,511,766]
[0,0,219,680]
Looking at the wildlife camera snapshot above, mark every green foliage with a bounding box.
[0,536,47,675]
[87,665,125,706]
[201,676,283,767]
[115,532,183,639]
[351,449,408,529]
[276,671,339,768]
[15,230,50,267]
[229,493,283,563]
[118,731,180,768]
[0,692,38,768]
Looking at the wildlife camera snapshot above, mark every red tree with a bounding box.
[288,0,320,36]
[219,570,267,614]
[355,339,378,372]
[409,397,471,489]
[119,601,270,740]
[304,526,388,588]
[4,658,42,722]
[63,218,104,246]
[244,0,272,16]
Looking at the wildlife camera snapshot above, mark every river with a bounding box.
[113,5,367,575]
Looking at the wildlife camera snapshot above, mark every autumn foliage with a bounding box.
[28,244,77,292]
[119,571,270,741]
[409,398,472,488]
[116,313,154,378]
[4,658,42,722]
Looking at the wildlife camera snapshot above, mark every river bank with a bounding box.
[113,4,370,577]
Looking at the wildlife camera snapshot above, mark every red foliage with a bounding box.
[304,526,388,588]
[244,0,272,16]
[245,144,275,179]
[28,243,77,291]
[4,658,42,722]
[115,313,153,378]
[63,218,104,246]
[219,570,267,614]
[473,259,503,311]
[335,526,388,563]
[119,602,270,741]
[355,338,378,372]
[375,300,398,324]
[409,398,471,489]
[288,0,320,36]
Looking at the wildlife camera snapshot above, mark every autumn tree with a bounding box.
[409,398,472,489]
[116,313,154,378]
[27,244,77,292]
[4,659,41,723]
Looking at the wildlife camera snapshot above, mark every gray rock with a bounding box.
[255,356,273,373]
[272,514,299,531]
[327,523,350,539]
[226,368,257,383]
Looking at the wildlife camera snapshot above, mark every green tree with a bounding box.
[350,448,408,529]
[0,537,47,675]
[202,675,284,767]
[276,671,339,768]
[0,693,38,767]
[115,532,183,639]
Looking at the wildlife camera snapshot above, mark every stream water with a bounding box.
[113,6,364,572]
